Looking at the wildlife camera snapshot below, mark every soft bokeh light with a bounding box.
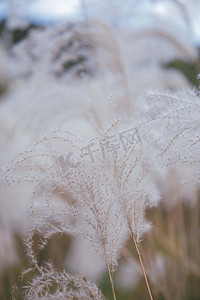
[27,0,82,24]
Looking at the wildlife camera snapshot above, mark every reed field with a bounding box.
[0,1,200,299]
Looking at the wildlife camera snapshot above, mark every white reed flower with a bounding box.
[3,120,159,269]
[24,264,105,300]
[147,90,200,177]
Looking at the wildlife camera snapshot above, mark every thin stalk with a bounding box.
[107,264,117,300]
[132,233,154,300]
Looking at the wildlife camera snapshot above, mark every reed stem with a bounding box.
[107,264,117,300]
[132,233,153,300]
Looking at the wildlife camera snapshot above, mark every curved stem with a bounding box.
[132,233,154,300]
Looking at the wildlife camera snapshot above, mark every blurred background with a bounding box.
[0,1,200,299]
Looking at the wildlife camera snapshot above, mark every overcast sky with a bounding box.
[0,0,200,45]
